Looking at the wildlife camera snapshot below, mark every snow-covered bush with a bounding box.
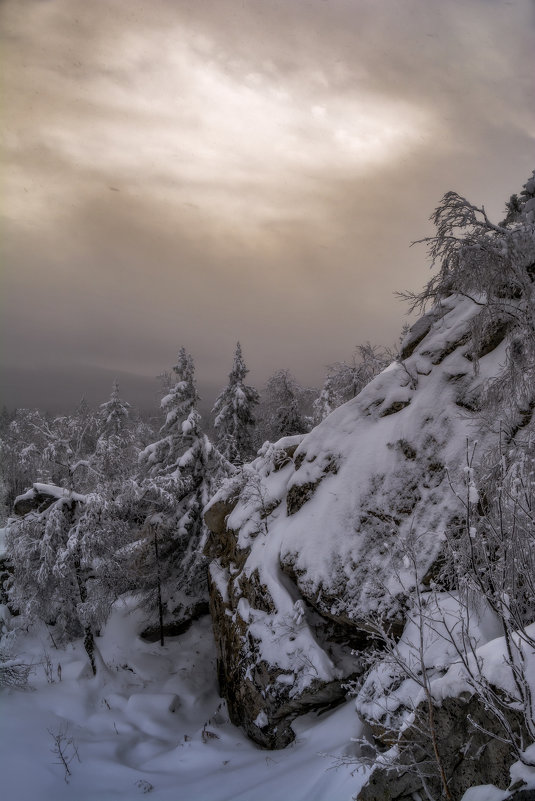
[313,342,393,423]
[5,487,130,674]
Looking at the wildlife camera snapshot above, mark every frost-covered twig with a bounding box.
[47,724,81,784]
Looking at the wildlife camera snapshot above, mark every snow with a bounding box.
[509,743,535,793]
[355,591,502,727]
[14,483,87,506]
[0,600,367,801]
[431,622,535,705]
[461,785,508,801]
[209,561,230,604]
[253,710,268,728]
[33,482,87,502]
[214,295,496,630]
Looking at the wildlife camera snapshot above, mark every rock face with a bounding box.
[203,294,516,748]
[357,691,526,801]
[13,483,84,517]
[205,437,364,748]
[356,621,535,800]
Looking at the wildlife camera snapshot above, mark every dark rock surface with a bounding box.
[357,692,527,801]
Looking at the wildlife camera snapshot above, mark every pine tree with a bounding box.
[212,342,259,464]
[94,380,135,487]
[312,371,338,424]
[135,348,233,643]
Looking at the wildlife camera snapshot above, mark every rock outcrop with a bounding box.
[357,691,526,801]
[356,622,535,800]
[13,483,85,517]
[204,294,515,748]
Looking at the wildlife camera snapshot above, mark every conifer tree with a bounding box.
[99,379,130,438]
[135,348,233,643]
[312,371,338,424]
[212,342,259,464]
[94,380,135,487]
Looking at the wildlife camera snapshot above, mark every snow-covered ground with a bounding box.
[0,599,367,801]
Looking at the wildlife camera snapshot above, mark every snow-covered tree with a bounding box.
[6,487,129,674]
[212,342,259,464]
[99,380,130,438]
[135,348,233,643]
[407,171,535,318]
[94,381,136,487]
[312,371,338,425]
[73,397,98,457]
[501,169,535,226]
[406,170,535,437]
[37,414,95,492]
[0,400,103,515]
[256,370,312,444]
[0,408,48,517]
[313,343,392,423]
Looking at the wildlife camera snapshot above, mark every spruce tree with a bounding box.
[135,348,232,643]
[312,371,338,424]
[94,380,135,487]
[212,342,259,464]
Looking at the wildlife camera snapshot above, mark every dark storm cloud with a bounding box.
[1,0,534,408]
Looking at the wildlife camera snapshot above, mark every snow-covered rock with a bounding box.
[204,294,514,747]
[357,623,535,801]
[13,483,87,517]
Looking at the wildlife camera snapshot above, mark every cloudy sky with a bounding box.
[1,0,534,410]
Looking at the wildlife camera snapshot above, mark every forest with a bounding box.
[1,171,535,801]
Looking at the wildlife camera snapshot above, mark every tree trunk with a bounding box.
[153,526,165,647]
[83,627,97,676]
[73,545,97,675]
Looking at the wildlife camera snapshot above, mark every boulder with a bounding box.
[357,691,526,801]
[203,294,515,750]
[356,622,535,800]
[13,483,85,517]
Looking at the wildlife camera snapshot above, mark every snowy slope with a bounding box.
[271,295,505,623]
[0,600,366,801]
[204,294,511,744]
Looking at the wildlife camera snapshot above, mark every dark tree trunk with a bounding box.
[153,526,165,647]
[83,627,97,676]
[73,541,97,675]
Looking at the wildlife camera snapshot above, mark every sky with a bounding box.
[1,0,534,411]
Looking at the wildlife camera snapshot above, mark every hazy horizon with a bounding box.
[2,0,534,411]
